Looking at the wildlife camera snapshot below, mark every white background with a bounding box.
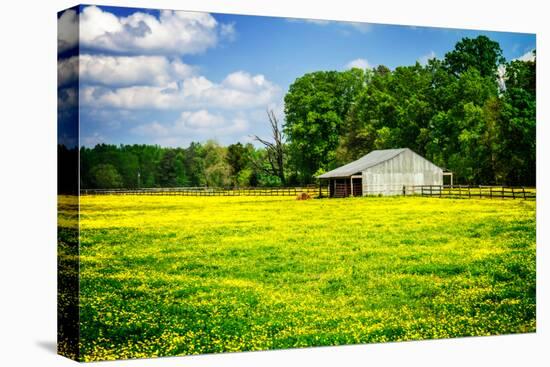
[0,0,547,365]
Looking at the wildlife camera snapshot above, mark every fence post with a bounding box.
[523,186,526,199]
[421,186,424,196]
[468,186,471,199]
[490,187,492,199]
[512,187,516,199]
[501,187,504,199]
[402,185,406,196]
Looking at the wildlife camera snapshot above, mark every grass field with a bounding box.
[63,195,536,361]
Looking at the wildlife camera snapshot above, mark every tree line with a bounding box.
[79,140,287,189]
[74,36,535,189]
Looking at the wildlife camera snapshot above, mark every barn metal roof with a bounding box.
[317,148,408,179]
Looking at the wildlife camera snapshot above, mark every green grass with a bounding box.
[65,195,536,361]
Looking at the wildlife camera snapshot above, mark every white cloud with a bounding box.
[132,110,249,146]
[71,6,281,147]
[222,71,269,92]
[57,56,79,87]
[58,54,196,88]
[515,49,535,62]
[345,58,370,70]
[58,9,79,53]
[79,6,231,55]
[81,71,281,110]
[79,54,195,87]
[179,110,226,129]
[418,51,437,66]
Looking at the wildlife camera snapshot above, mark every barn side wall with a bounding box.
[362,149,442,195]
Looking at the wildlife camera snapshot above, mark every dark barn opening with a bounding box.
[328,177,362,198]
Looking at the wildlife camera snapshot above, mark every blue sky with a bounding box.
[57,5,535,148]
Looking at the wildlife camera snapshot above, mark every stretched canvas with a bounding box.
[58,4,536,362]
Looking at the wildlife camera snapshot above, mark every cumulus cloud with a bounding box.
[345,58,370,70]
[58,8,79,53]
[71,5,282,147]
[58,56,79,87]
[176,110,249,135]
[132,110,249,146]
[58,54,196,87]
[222,71,270,92]
[57,54,197,87]
[515,49,535,62]
[179,110,226,129]
[418,51,436,65]
[79,5,232,55]
[79,54,195,87]
[81,71,281,110]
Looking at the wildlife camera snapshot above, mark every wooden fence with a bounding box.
[413,185,536,200]
[81,186,329,197]
[81,185,535,200]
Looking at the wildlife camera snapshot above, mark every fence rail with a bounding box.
[81,186,329,197]
[81,185,535,200]
[413,185,536,200]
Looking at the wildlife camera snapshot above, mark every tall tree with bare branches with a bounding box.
[252,109,286,185]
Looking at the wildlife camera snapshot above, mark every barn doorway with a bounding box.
[330,176,362,198]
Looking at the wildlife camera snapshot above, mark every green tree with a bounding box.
[284,68,366,182]
[444,35,505,78]
[203,140,231,187]
[117,149,139,188]
[426,68,500,183]
[184,142,206,186]
[499,53,536,184]
[157,149,179,187]
[174,150,189,186]
[338,63,434,164]
[226,143,250,186]
[89,164,123,188]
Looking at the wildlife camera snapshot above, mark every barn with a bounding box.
[317,148,447,197]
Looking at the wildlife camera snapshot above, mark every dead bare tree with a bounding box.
[252,109,286,185]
